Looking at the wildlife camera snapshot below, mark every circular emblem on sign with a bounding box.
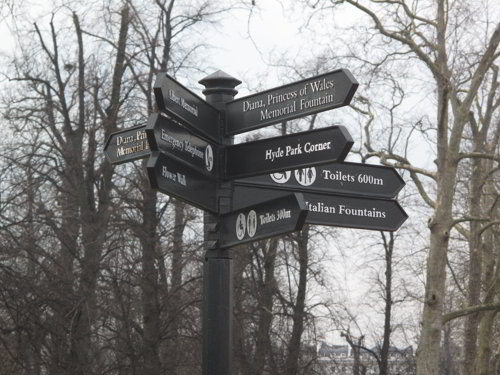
[247,210,257,238]
[236,213,246,240]
[205,145,214,172]
[270,171,291,183]
[295,167,316,186]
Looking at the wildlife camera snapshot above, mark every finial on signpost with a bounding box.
[199,70,241,106]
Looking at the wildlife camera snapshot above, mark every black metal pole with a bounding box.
[199,71,241,375]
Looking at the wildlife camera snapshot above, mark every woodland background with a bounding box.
[0,1,499,374]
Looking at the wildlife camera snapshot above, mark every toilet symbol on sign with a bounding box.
[295,167,316,186]
[236,213,246,240]
[247,210,257,238]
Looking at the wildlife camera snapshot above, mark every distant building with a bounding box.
[314,341,416,374]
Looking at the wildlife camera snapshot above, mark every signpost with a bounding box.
[232,185,408,232]
[146,112,219,177]
[225,69,358,135]
[146,152,218,213]
[105,68,408,375]
[154,73,221,142]
[224,126,353,179]
[234,162,405,199]
[104,125,149,164]
[219,193,308,248]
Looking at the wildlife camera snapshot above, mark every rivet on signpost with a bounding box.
[198,70,241,375]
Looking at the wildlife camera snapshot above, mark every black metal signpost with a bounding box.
[104,68,408,375]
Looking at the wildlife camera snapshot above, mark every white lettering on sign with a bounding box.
[338,205,386,218]
[238,77,336,123]
[259,207,291,225]
[300,93,335,110]
[162,166,177,182]
[161,129,183,151]
[116,139,149,157]
[285,144,302,156]
[260,212,276,225]
[264,140,332,163]
[265,147,284,162]
[322,169,355,182]
[276,208,291,220]
[260,101,297,121]
[177,173,186,186]
[160,166,186,186]
[305,201,336,213]
[181,98,199,117]
[168,89,199,117]
[308,78,335,92]
[116,129,147,146]
[168,89,181,105]
[184,141,204,159]
[304,141,331,153]
[267,90,298,105]
[243,99,265,112]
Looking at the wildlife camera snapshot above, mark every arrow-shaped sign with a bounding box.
[219,193,308,248]
[232,186,407,232]
[224,126,353,180]
[225,69,358,135]
[104,125,150,165]
[146,113,219,178]
[234,162,405,199]
[147,152,218,213]
[154,73,221,142]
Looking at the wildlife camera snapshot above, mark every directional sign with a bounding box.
[234,162,405,199]
[154,73,221,142]
[220,193,308,248]
[147,152,218,213]
[146,113,219,177]
[225,69,358,135]
[104,125,150,164]
[224,126,353,180]
[232,186,407,232]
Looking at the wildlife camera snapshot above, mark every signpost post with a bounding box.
[104,67,408,375]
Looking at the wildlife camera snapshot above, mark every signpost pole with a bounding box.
[199,71,241,375]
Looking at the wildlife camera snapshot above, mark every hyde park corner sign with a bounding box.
[225,69,358,135]
[224,126,353,180]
